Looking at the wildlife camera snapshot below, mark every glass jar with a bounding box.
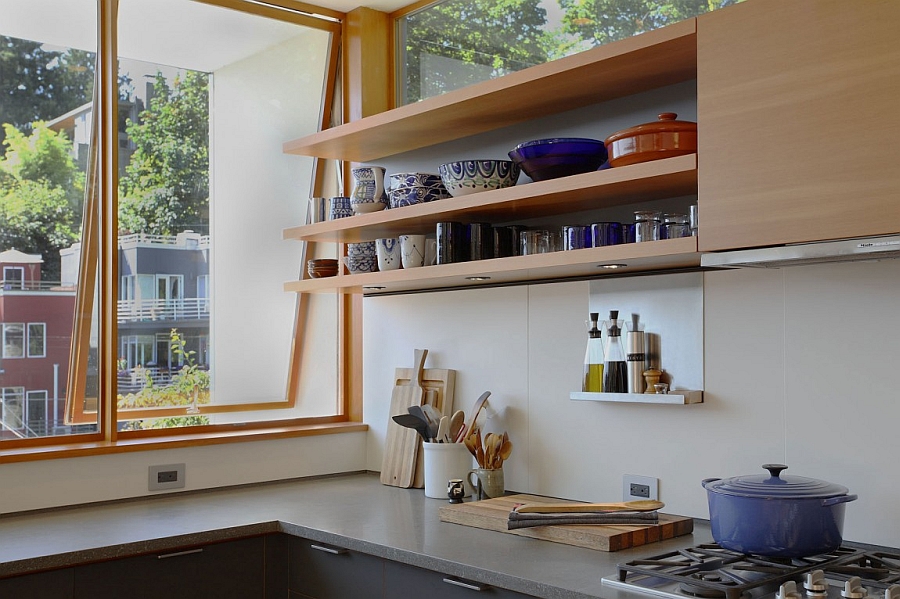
[660,213,690,239]
[634,210,661,242]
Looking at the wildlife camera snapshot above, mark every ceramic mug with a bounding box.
[329,196,353,220]
[467,467,504,500]
[399,234,426,268]
[424,236,437,266]
[376,238,401,271]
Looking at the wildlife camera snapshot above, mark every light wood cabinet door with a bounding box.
[697,0,900,252]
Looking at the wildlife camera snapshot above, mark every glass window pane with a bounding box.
[114,0,338,430]
[399,0,742,104]
[27,323,46,357]
[1,0,99,439]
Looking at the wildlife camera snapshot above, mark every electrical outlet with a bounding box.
[149,463,186,491]
[623,474,658,502]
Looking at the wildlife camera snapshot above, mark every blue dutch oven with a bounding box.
[702,464,858,557]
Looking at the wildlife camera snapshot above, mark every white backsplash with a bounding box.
[363,259,900,548]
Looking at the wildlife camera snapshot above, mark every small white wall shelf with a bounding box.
[570,391,703,405]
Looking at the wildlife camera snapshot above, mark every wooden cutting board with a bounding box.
[439,494,693,552]
[380,350,428,488]
[394,368,456,489]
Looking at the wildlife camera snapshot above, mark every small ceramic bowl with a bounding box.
[389,172,444,189]
[347,241,376,258]
[344,254,378,274]
[438,160,520,197]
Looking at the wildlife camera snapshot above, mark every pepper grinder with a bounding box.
[643,368,662,393]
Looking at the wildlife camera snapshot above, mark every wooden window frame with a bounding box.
[0,0,375,462]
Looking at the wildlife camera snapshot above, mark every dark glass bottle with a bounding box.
[603,310,628,393]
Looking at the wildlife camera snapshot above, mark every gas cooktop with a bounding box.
[601,544,900,599]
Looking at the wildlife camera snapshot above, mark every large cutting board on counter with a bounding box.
[439,494,693,552]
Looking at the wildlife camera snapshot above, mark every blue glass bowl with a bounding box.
[508,138,608,182]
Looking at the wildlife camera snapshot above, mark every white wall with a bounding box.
[363,259,900,548]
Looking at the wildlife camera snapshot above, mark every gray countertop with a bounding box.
[0,472,714,598]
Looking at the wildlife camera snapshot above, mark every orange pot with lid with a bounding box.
[604,112,697,167]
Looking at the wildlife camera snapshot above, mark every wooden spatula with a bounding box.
[513,499,664,514]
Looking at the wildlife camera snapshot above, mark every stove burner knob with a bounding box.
[805,570,828,594]
[778,581,804,599]
[885,586,900,599]
[841,577,868,599]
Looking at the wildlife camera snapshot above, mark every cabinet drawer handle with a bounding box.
[442,577,489,591]
[157,548,203,560]
[309,544,348,555]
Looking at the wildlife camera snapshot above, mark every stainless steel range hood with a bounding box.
[701,235,900,269]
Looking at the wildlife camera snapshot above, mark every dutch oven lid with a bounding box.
[703,464,850,499]
[604,112,697,145]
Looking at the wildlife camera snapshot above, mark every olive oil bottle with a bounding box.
[583,312,604,392]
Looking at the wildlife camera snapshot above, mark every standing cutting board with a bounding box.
[439,494,693,552]
[381,350,428,488]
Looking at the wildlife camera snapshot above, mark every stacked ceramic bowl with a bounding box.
[345,241,378,274]
[307,258,339,278]
[388,173,450,208]
[438,160,520,197]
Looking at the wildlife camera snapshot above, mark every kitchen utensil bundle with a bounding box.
[464,429,511,470]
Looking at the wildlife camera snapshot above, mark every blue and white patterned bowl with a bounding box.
[389,185,451,208]
[345,241,378,273]
[389,172,444,189]
[438,160,520,197]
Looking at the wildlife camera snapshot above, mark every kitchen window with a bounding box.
[1,0,351,457]
[395,0,741,104]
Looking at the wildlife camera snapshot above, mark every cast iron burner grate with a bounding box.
[823,552,900,591]
[615,544,868,599]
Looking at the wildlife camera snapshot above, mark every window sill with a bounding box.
[0,422,368,464]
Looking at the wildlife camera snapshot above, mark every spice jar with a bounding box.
[634,210,661,242]
[660,213,690,239]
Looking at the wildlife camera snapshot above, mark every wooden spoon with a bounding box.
[513,499,665,514]
[448,410,465,442]
[463,431,477,459]
[474,429,484,468]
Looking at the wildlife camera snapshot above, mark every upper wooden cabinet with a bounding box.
[697,0,900,252]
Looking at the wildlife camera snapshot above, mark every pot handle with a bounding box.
[701,477,721,488]
[822,494,858,507]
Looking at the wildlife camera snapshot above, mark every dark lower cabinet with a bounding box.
[383,560,533,599]
[288,537,384,598]
[74,536,266,599]
[0,567,75,599]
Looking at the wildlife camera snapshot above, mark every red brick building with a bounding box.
[0,250,76,438]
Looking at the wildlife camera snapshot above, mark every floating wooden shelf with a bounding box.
[284,236,699,296]
[282,20,697,162]
[284,155,697,244]
[570,390,703,404]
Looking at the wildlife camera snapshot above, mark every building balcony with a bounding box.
[117,298,209,323]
